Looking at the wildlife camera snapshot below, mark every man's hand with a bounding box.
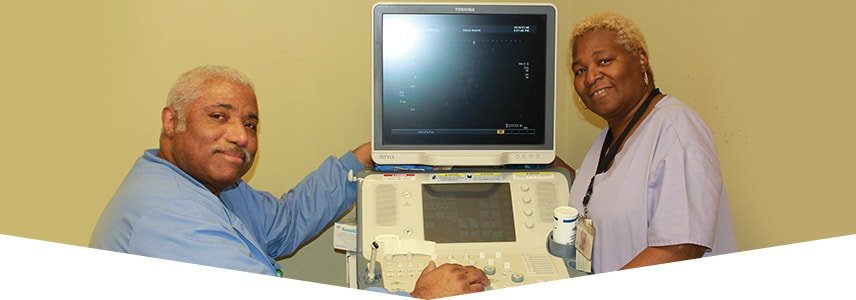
[410,261,490,299]
[352,142,373,167]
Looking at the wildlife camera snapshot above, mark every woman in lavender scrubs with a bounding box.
[556,12,737,273]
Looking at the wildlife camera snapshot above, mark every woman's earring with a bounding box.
[577,97,588,110]
[643,72,649,86]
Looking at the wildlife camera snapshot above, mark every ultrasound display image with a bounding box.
[381,14,547,146]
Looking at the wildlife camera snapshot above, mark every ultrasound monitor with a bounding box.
[371,3,557,166]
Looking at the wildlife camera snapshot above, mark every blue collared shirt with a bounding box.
[91,149,364,276]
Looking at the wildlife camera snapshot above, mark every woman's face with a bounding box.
[571,29,648,124]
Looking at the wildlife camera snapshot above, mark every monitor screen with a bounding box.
[372,4,557,166]
[422,183,516,243]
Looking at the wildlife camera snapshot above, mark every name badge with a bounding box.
[575,218,595,273]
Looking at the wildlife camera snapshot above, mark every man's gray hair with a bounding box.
[166,65,254,131]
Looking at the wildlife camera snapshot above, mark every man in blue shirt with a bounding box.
[90,65,489,298]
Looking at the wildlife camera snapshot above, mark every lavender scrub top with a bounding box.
[568,95,737,273]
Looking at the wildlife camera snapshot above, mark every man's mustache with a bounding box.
[212,145,252,165]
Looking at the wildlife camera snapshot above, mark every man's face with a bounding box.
[166,78,259,194]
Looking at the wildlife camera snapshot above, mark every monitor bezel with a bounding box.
[371,3,557,166]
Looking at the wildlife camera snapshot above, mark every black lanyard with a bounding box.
[582,88,661,217]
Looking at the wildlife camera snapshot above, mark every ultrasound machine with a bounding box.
[344,3,587,292]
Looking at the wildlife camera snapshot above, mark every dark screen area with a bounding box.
[381,14,547,146]
[422,183,516,243]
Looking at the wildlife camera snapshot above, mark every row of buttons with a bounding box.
[514,153,543,159]
[383,261,423,279]
[519,184,537,229]
[442,252,526,287]
[380,254,430,282]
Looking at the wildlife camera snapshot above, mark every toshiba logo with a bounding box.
[455,7,475,12]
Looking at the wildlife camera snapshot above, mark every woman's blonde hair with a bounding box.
[571,12,648,59]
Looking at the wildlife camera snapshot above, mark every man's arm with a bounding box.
[620,243,706,270]
[351,142,373,167]
[225,143,370,258]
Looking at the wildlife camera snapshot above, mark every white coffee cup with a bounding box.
[552,206,578,245]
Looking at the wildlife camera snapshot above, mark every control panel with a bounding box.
[356,170,571,292]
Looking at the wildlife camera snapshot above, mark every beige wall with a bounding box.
[1,0,853,287]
